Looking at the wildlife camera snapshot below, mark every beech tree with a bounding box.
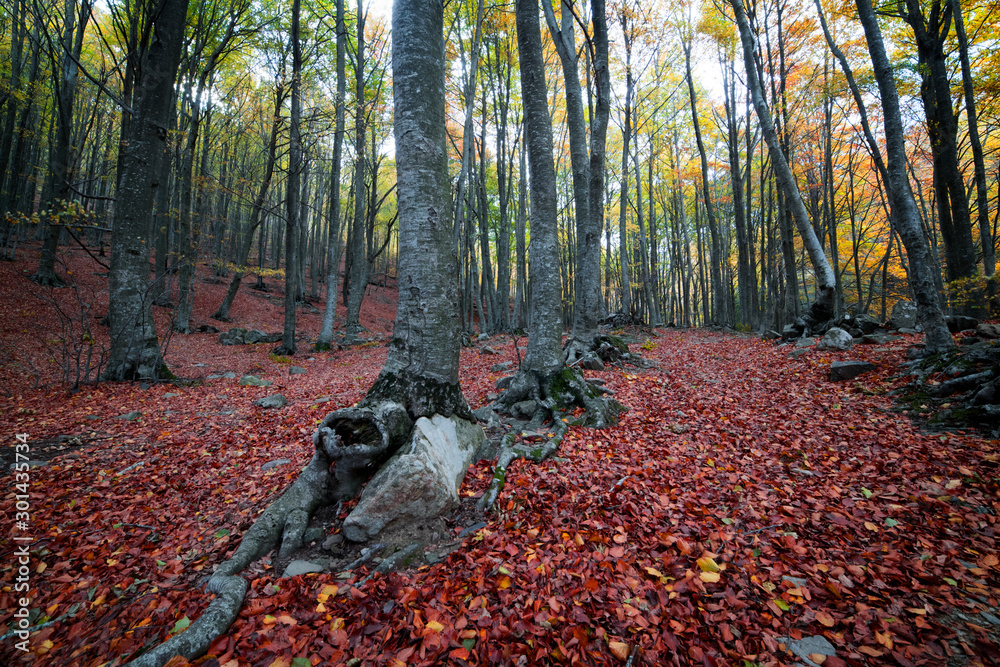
[729,0,836,329]
[104,0,189,381]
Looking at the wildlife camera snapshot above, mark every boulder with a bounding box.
[830,360,876,381]
[239,375,272,387]
[116,411,142,421]
[511,400,538,420]
[491,361,513,373]
[817,327,854,351]
[794,337,816,348]
[480,346,498,355]
[861,333,902,345]
[262,458,291,470]
[976,323,1000,339]
[342,415,485,542]
[578,353,606,371]
[477,333,490,342]
[473,406,501,426]
[255,393,287,409]
[889,300,917,330]
[761,329,781,341]
[282,560,326,578]
[206,371,237,380]
[946,315,979,333]
[219,327,247,345]
[782,321,805,340]
[289,366,307,375]
[778,635,837,667]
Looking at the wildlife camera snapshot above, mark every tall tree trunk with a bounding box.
[730,0,835,327]
[683,35,724,325]
[516,0,563,376]
[105,0,189,381]
[276,0,302,355]
[618,15,633,319]
[344,0,368,342]
[853,0,955,354]
[317,0,348,348]
[951,0,995,302]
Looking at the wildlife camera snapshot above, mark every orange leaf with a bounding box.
[609,641,630,661]
[815,611,835,627]
[449,647,471,661]
[807,654,827,665]
[858,646,883,657]
[498,576,511,589]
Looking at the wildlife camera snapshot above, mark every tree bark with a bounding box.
[853,0,955,355]
[105,0,189,381]
[343,0,368,342]
[729,0,835,327]
[317,0,348,349]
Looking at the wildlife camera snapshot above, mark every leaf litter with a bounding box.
[0,248,999,666]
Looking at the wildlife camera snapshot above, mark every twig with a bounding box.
[625,645,640,667]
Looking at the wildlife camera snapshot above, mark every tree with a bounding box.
[729,0,836,328]
[499,0,620,428]
[104,0,190,381]
[316,0,348,349]
[850,0,955,355]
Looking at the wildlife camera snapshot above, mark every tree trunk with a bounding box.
[105,0,189,381]
[729,0,835,327]
[853,0,955,355]
[344,0,368,342]
[276,0,302,356]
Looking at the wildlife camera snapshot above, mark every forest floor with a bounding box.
[1,245,1000,667]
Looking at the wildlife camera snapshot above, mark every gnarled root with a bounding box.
[124,404,416,667]
[315,402,413,499]
[477,419,569,513]
[564,333,632,371]
[497,366,624,429]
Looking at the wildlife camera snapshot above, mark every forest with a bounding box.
[2,0,1000,664]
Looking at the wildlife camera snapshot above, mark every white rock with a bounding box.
[818,327,853,351]
[343,415,485,542]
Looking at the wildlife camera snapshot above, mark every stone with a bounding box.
[473,406,501,426]
[491,361,513,373]
[782,322,804,340]
[282,560,326,578]
[977,323,1000,339]
[243,329,268,344]
[342,415,485,542]
[196,324,220,334]
[946,315,979,333]
[10,460,47,469]
[861,333,902,345]
[207,371,237,379]
[889,300,917,330]
[782,575,808,587]
[788,349,809,359]
[511,400,538,420]
[817,327,853,351]
[761,329,781,341]
[289,366,307,375]
[116,411,142,421]
[303,526,327,543]
[477,333,490,342]
[794,337,816,348]
[163,392,179,398]
[495,376,514,391]
[262,458,291,470]
[897,327,920,335]
[239,375,272,387]
[255,394,287,409]
[578,354,605,371]
[480,346,498,355]
[829,360,876,381]
[322,533,344,551]
[778,635,837,667]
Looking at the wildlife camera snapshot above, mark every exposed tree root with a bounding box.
[123,404,413,667]
[564,333,633,370]
[477,417,569,513]
[496,365,624,429]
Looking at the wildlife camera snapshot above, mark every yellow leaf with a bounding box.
[875,630,894,649]
[864,521,879,532]
[498,575,511,589]
[263,615,277,624]
[696,556,721,573]
[36,562,47,574]
[906,607,927,615]
[645,567,663,578]
[807,654,826,665]
[608,641,630,661]
[700,571,721,583]
[426,620,444,633]
[946,479,962,490]
[331,617,345,630]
